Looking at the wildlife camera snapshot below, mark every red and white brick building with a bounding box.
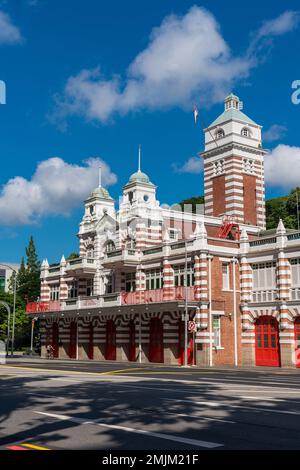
[27,94,300,368]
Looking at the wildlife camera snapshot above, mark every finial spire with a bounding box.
[98,166,102,188]
[138,145,141,173]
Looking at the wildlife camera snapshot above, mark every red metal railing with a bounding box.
[121,287,196,305]
[26,301,61,313]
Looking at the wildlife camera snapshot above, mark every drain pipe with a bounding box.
[232,257,238,367]
[207,254,213,367]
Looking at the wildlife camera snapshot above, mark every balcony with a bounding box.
[121,286,197,305]
[65,257,97,273]
[291,288,300,301]
[103,249,140,267]
[26,301,61,313]
[251,290,278,303]
[26,294,122,314]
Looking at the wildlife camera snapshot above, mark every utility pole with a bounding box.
[184,240,188,367]
[0,264,17,356]
[0,301,11,356]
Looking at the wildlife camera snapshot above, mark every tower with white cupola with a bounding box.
[119,147,163,249]
[201,94,266,228]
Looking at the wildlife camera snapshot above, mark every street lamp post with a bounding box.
[0,301,11,356]
[0,264,17,356]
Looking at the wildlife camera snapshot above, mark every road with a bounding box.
[0,358,300,450]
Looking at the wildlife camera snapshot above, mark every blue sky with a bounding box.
[0,0,300,263]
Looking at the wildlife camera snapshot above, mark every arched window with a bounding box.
[106,240,115,253]
[216,129,225,139]
[241,127,250,137]
[86,245,94,258]
[126,237,136,250]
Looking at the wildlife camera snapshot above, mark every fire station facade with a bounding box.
[27,94,300,368]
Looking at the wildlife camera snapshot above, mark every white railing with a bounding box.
[291,288,300,301]
[251,290,278,303]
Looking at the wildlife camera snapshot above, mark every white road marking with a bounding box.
[33,411,223,448]
[239,396,284,402]
[166,399,300,416]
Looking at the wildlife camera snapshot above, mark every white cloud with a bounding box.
[0,11,22,45]
[51,7,299,126]
[248,10,299,56]
[0,157,117,225]
[265,144,300,189]
[263,124,287,143]
[172,157,203,174]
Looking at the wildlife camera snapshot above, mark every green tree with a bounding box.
[67,252,79,260]
[179,195,205,213]
[15,237,41,303]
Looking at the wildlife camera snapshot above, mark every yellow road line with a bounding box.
[0,364,147,377]
[21,443,50,451]
[99,368,147,375]
[110,371,213,375]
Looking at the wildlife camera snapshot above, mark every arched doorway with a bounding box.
[128,320,136,361]
[178,320,194,365]
[295,317,300,368]
[149,317,163,363]
[52,322,59,358]
[106,320,116,360]
[68,321,77,359]
[255,316,280,367]
[88,323,94,360]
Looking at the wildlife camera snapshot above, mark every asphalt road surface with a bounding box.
[0,358,300,450]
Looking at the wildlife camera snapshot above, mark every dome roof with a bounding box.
[90,186,113,200]
[128,170,153,185]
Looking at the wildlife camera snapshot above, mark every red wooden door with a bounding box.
[106,320,116,360]
[255,316,280,367]
[295,317,300,368]
[88,323,94,360]
[128,320,136,361]
[68,321,77,359]
[149,318,163,363]
[178,320,194,365]
[52,322,59,358]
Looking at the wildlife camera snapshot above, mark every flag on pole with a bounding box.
[193,105,198,124]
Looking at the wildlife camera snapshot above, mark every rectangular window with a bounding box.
[252,262,276,290]
[291,258,300,286]
[106,275,113,294]
[213,316,221,348]
[174,264,194,287]
[222,263,230,290]
[50,284,60,301]
[125,272,136,292]
[68,280,78,299]
[145,268,163,290]
[86,279,94,296]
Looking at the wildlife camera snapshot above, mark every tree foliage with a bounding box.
[180,190,300,231]
[3,236,41,350]
[266,188,300,230]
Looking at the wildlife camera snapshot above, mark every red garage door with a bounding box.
[255,316,280,367]
[149,318,163,363]
[52,322,59,358]
[68,321,77,359]
[295,317,300,368]
[128,320,136,362]
[106,320,116,360]
[178,320,194,366]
